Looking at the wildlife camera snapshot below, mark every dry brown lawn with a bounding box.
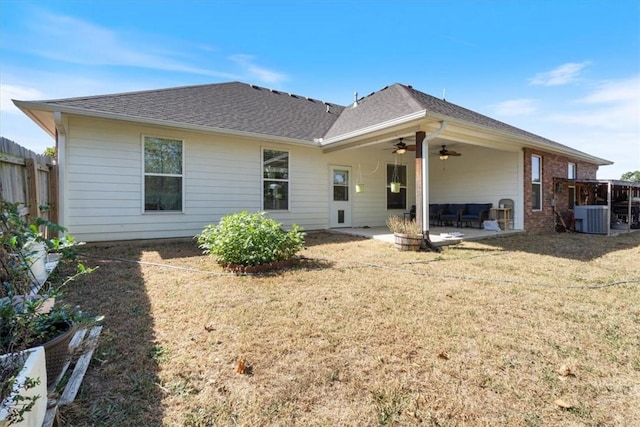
[57,230,639,426]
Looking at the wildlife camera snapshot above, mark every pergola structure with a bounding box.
[552,178,640,235]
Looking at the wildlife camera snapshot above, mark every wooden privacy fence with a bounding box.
[0,137,58,227]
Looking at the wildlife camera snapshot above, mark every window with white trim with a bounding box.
[263,149,289,210]
[144,136,183,212]
[531,155,542,211]
[386,163,407,210]
[568,162,576,179]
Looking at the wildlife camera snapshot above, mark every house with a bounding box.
[14,82,612,242]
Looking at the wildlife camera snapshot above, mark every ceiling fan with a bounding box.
[434,145,462,160]
[388,138,416,154]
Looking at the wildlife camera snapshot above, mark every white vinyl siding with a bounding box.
[62,116,335,241]
[61,116,528,241]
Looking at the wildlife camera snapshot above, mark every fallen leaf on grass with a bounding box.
[557,364,575,377]
[236,359,253,376]
[554,399,573,409]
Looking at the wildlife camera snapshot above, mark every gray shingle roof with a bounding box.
[402,84,569,147]
[42,81,345,141]
[325,83,575,151]
[29,81,599,159]
[323,84,424,139]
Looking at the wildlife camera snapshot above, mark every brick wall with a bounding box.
[523,148,598,233]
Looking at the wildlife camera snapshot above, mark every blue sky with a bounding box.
[1,0,638,179]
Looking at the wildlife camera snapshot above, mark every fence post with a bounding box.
[25,157,40,220]
[49,164,59,230]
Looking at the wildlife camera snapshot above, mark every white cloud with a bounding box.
[548,75,640,130]
[11,10,290,85]
[496,75,639,179]
[230,54,288,85]
[540,75,640,178]
[530,62,591,86]
[548,127,639,180]
[547,102,638,130]
[0,84,43,113]
[491,98,538,116]
[18,11,237,78]
[577,75,640,104]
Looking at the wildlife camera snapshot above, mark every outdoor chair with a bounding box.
[404,205,416,221]
[439,203,466,227]
[459,203,492,228]
[429,203,447,226]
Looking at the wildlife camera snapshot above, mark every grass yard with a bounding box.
[57,230,639,426]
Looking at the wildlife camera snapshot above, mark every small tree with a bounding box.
[620,171,640,183]
[43,147,56,158]
[196,211,305,269]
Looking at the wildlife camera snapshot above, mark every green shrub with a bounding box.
[196,211,305,267]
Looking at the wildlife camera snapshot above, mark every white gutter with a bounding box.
[421,121,447,234]
[607,181,612,236]
[53,112,66,229]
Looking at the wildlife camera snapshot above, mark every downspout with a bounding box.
[627,185,632,233]
[422,121,447,235]
[606,181,612,236]
[54,112,66,230]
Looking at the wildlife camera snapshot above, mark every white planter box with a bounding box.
[0,347,47,427]
[21,241,48,288]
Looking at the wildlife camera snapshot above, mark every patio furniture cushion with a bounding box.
[460,203,493,228]
[429,203,447,225]
[440,204,466,227]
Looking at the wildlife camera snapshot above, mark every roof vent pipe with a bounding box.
[352,91,358,108]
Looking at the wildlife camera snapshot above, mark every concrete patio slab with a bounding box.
[330,225,524,247]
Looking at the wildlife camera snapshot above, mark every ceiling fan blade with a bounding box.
[406,145,416,151]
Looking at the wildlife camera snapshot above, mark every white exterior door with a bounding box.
[329,166,352,228]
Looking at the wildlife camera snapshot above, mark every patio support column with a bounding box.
[415,131,426,231]
[415,131,439,252]
[415,121,447,251]
[627,185,632,232]
[607,181,612,236]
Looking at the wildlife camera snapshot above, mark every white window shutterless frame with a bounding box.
[531,155,542,211]
[143,136,184,212]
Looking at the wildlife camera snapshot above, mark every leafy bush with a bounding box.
[196,211,305,267]
[1,199,95,418]
[1,200,80,296]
